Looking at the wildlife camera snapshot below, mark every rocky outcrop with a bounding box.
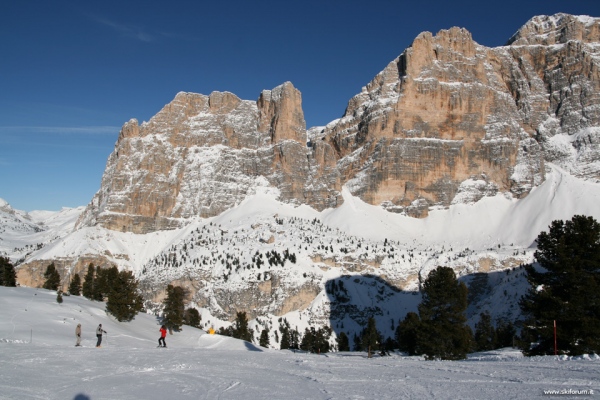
[76,82,341,233]
[16,256,114,291]
[77,14,600,231]
[320,14,600,216]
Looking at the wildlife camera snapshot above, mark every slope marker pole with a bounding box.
[553,320,557,356]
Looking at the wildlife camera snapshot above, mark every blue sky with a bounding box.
[1,0,598,211]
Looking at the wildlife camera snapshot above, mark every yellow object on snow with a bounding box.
[208,327,215,335]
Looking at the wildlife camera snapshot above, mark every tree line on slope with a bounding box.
[42,263,144,322]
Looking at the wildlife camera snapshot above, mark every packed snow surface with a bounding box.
[1,286,598,400]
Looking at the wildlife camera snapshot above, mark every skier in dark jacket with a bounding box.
[96,324,107,348]
[158,325,167,347]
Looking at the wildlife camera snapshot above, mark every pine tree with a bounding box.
[396,312,421,355]
[496,319,516,348]
[300,326,331,353]
[474,311,497,351]
[289,327,300,350]
[314,326,331,353]
[183,308,201,328]
[68,273,82,296]
[82,264,95,299]
[259,328,270,348]
[232,311,253,342]
[162,285,186,331]
[92,266,105,301]
[280,326,291,350]
[105,270,144,322]
[520,215,600,356]
[42,263,61,291]
[300,327,314,352]
[0,257,17,287]
[361,317,381,355]
[417,266,472,360]
[352,333,362,351]
[94,266,118,301]
[218,326,233,336]
[336,331,350,352]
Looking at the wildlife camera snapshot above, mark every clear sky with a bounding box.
[1,0,598,211]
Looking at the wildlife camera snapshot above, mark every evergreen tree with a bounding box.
[382,337,395,354]
[336,331,350,352]
[218,326,233,336]
[279,328,290,350]
[94,266,118,301]
[314,326,331,353]
[162,285,186,331]
[417,266,472,360]
[259,328,270,348]
[520,215,600,356]
[352,333,362,351]
[474,311,497,351]
[105,270,144,322]
[42,263,61,291]
[278,319,298,350]
[280,326,290,350]
[232,311,253,342]
[289,327,300,350]
[300,327,314,352]
[496,319,516,348]
[361,317,381,355]
[0,257,17,287]
[56,290,63,304]
[92,266,105,301]
[300,326,331,353]
[396,312,421,355]
[82,264,95,299]
[183,308,201,328]
[68,273,82,296]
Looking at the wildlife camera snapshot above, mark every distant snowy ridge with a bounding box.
[0,198,83,262]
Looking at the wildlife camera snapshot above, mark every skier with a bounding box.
[75,324,82,347]
[96,324,107,348]
[158,325,167,347]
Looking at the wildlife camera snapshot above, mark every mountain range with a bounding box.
[3,13,600,340]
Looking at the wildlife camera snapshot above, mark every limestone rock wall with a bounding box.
[77,13,600,231]
[76,82,341,233]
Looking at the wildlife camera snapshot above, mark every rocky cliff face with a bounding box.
[320,13,600,216]
[77,13,600,232]
[77,82,341,234]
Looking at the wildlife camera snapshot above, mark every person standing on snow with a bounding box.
[158,325,167,347]
[75,323,82,346]
[96,324,107,348]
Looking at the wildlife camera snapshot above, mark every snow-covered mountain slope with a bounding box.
[1,286,598,400]
[0,198,83,263]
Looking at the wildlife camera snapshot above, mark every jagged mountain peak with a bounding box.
[507,13,600,46]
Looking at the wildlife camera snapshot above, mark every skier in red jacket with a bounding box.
[158,325,167,347]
